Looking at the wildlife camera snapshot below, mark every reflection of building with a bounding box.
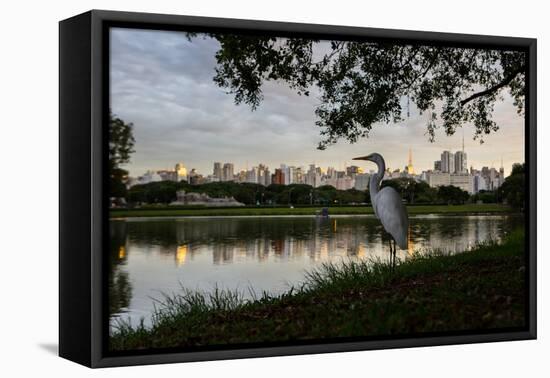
[175,245,188,266]
[118,246,126,259]
[112,215,511,329]
[213,244,234,265]
[407,225,414,256]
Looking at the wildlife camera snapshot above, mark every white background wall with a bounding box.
[0,0,547,376]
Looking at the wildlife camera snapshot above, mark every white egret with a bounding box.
[353,153,409,264]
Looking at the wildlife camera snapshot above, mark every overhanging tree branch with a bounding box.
[211,37,526,146]
[460,65,525,106]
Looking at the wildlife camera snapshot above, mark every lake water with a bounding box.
[108,214,522,329]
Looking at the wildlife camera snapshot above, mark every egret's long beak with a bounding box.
[353,155,372,161]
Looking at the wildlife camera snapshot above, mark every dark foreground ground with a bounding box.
[110,229,526,351]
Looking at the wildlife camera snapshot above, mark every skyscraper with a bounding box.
[175,163,187,182]
[305,164,322,187]
[213,162,222,181]
[286,166,295,185]
[346,165,361,177]
[246,167,258,183]
[441,151,455,173]
[272,168,285,185]
[222,163,234,181]
[264,168,272,186]
[454,151,467,174]
[405,148,415,175]
[454,135,467,173]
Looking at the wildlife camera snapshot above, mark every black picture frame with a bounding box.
[59,9,537,368]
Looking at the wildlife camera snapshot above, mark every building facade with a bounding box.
[354,173,370,191]
[222,163,234,181]
[175,162,187,182]
[213,162,222,181]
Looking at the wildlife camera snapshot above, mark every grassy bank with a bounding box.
[110,229,526,351]
[110,203,513,218]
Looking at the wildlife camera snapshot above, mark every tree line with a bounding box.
[122,165,524,209]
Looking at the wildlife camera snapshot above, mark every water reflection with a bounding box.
[109,222,132,318]
[109,214,522,328]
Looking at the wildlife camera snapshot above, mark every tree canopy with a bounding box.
[127,181,368,206]
[499,163,525,210]
[381,177,436,204]
[109,112,135,198]
[210,35,525,149]
[126,179,480,207]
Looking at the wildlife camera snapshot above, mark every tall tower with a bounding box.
[441,151,454,173]
[223,163,234,182]
[454,132,467,174]
[406,148,415,175]
[213,162,222,181]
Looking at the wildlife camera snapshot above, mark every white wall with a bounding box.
[0,0,547,376]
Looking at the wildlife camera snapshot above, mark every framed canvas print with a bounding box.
[59,10,537,368]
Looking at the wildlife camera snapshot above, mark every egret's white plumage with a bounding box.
[354,153,409,250]
[373,186,409,249]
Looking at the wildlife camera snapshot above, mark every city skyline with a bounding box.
[129,147,513,182]
[111,28,525,179]
[130,144,511,195]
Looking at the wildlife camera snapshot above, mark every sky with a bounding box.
[110,28,525,178]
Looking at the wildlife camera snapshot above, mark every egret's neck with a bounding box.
[369,159,385,200]
[369,174,379,200]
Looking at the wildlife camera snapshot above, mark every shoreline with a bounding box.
[109,229,525,351]
[109,204,516,219]
[111,213,519,222]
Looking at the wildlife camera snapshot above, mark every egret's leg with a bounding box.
[392,239,397,269]
[388,238,394,271]
[394,241,396,270]
[392,240,397,270]
[389,238,392,267]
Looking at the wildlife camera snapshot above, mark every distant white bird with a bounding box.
[353,153,409,262]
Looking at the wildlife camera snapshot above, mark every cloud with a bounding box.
[110,28,525,178]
